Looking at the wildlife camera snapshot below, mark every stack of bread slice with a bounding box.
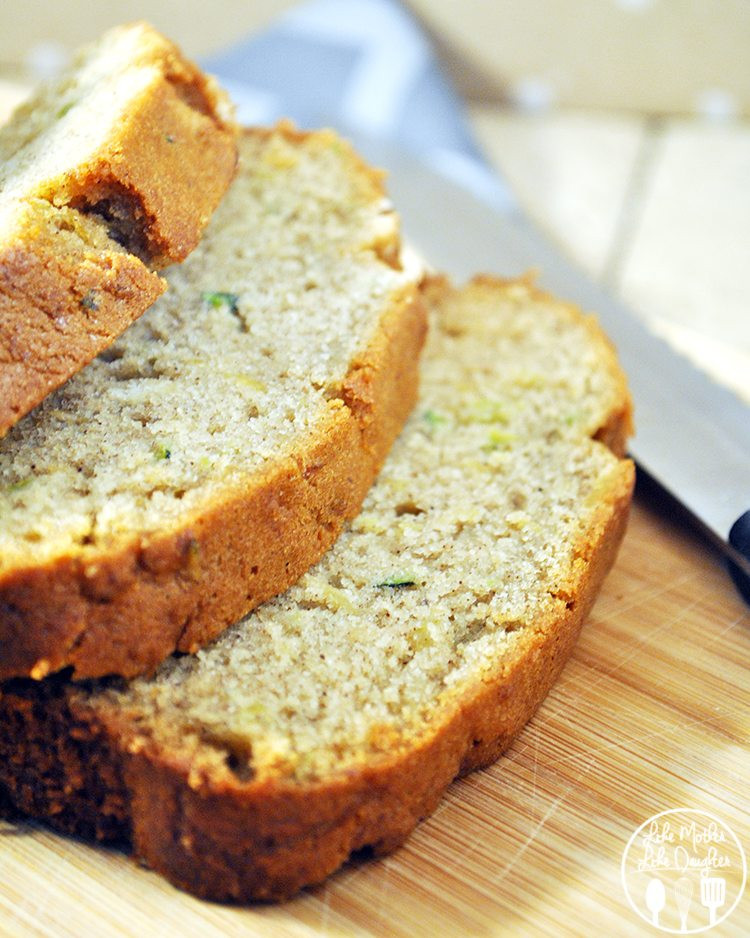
[0,24,634,903]
[0,122,425,681]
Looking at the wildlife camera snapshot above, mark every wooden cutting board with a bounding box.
[1,483,748,936]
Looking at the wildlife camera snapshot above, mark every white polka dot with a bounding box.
[695,88,740,122]
[25,42,70,81]
[613,0,654,10]
[511,77,556,114]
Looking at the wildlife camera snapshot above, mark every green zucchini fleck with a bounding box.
[165,133,177,144]
[202,291,240,314]
[56,102,74,119]
[376,576,417,589]
[153,443,171,461]
[468,398,509,424]
[482,429,517,452]
[8,477,32,493]
[423,409,446,429]
[81,291,99,311]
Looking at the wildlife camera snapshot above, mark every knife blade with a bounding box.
[353,137,750,587]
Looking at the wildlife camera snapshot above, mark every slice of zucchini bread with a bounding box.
[0,124,426,680]
[0,21,238,436]
[0,277,634,900]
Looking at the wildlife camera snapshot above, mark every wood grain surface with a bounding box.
[0,84,748,936]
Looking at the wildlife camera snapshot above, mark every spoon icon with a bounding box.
[646,877,666,927]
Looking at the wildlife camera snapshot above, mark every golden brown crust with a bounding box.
[0,24,238,438]
[0,285,427,680]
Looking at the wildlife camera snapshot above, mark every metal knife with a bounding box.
[354,137,750,597]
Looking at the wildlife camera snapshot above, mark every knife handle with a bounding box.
[729,511,750,603]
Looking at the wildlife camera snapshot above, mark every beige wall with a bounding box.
[0,1,295,65]
[0,0,748,116]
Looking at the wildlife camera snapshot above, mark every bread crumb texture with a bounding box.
[90,277,633,785]
[0,128,414,574]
